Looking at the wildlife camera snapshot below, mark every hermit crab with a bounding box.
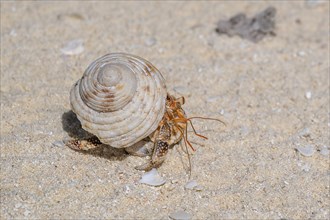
[67,53,224,171]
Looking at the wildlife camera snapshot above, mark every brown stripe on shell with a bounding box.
[144,62,158,76]
[143,85,150,93]
[70,52,167,148]
[101,88,111,93]
[104,94,115,99]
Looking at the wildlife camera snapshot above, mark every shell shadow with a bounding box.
[61,110,128,161]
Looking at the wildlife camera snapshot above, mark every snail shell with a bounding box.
[70,53,167,148]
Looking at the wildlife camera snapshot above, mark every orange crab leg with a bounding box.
[173,123,196,152]
[172,117,208,140]
[173,124,192,177]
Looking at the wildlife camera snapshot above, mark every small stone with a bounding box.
[296,145,315,157]
[184,180,198,190]
[139,168,166,186]
[10,29,17,37]
[14,203,22,208]
[301,163,311,172]
[61,39,84,55]
[124,185,131,193]
[305,91,312,99]
[298,51,306,57]
[145,37,157,46]
[23,209,31,216]
[169,210,192,220]
[52,140,65,147]
[184,180,204,191]
[207,96,220,103]
[194,185,204,191]
[298,127,311,138]
[171,179,179,184]
[239,126,250,136]
[319,145,329,156]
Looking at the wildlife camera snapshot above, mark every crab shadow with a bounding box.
[61,110,128,161]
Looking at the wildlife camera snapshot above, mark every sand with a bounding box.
[1,1,329,219]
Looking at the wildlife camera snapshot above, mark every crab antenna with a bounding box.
[187,116,226,126]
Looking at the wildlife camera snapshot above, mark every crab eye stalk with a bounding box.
[176,96,185,105]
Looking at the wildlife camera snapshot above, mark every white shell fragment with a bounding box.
[145,37,157,46]
[169,210,192,220]
[61,39,84,55]
[305,91,312,99]
[301,163,311,172]
[298,127,311,138]
[185,180,203,191]
[52,140,65,147]
[185,180,198,189]
[319,145,329,156]
[296,145,315,157]
[139,168,166,186]
[70,53,167,148]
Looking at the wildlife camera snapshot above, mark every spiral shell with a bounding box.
[70,53,167,148]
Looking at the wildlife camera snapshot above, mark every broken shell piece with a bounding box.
[61,39,84,55]
[185,180,198,189]
[305,91,312,99]
[194,185,204,191]
[52,140,65,147]
[319,145,329,156]
[185,180,203,191]
[139,168,166,186]
[169,210,192,220]
[296,145,315,157]
[145,37,157,46]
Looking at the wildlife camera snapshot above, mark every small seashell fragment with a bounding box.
[305,91,312,99]
[61,39,84,55]
[301,163,311,172]
[296,145,315,157]
[171,179,179,184]
[185,180,204,191]
[194,185,204,191]
[145,37,157,46]
[139,168,166,186]
[319,145,329,156]
[206,96,220,103]
[169,210,192,220]
[184,180,198,190]
[298,127,311,138]
[52,140,65,147]
[297,51,306,57]
[10,29,17,37]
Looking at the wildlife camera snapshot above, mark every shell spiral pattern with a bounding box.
[70,53,167,148]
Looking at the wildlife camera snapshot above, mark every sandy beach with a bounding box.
[1,1,329,219]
